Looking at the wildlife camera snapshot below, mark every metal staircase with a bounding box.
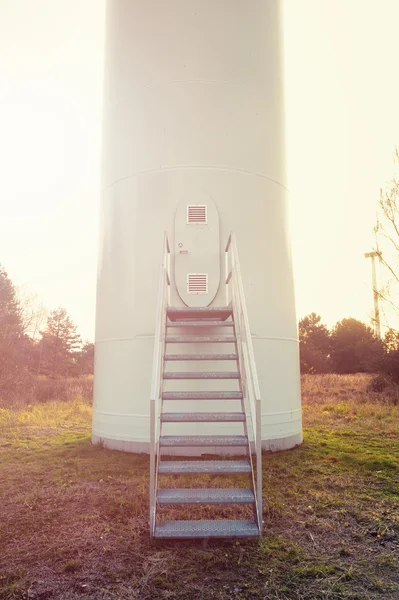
[149,233,262,540]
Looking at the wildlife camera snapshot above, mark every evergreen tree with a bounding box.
[380,328,399,382]
[77,341,94,375]
[38,308,82,376]
[299,313,331,373]
[0,265,31,401]
[0,265,22,340]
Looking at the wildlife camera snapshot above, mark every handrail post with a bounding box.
[228,231,263,537]
[166,234,171,306]
[225,247,229,306]
[149,397,155,538]
[256,397,262,533]
[149,232,171,539]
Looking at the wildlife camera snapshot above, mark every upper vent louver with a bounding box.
[187,205,207,224]
[187,273,208,294]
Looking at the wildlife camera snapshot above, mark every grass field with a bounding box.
[0,374,398,600]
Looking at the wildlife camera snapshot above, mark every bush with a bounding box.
[381,349,399,383]
[32,376,93,404]
[366,374,390,393]
[365,374,399,405]
[0,367,36,406]
[0,375,93,408]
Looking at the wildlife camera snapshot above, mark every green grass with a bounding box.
[0,374,398,599]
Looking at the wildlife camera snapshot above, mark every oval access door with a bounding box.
[174,194,220,307]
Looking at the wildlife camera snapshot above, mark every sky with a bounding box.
[0,0,398,341]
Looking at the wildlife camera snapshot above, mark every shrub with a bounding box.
[367,374,390,393]
[0,375,93,408]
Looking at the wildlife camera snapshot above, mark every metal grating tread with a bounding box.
[154,519,259,539]
[160,435,248,447]
[159,460,251,474]
[162,391,243,400]
[157,488,255,505]
[164,371,240,380]
[167,321,233,328]
[167,307,233,321]
[165,354,238,361]
[161,412,245,423]
[166,336,236,343]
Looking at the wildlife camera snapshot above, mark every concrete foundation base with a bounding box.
[92,431,303,455]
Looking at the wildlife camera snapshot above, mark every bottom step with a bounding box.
[154,519,259,539]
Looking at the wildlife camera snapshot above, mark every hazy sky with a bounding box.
[1,1,398,341]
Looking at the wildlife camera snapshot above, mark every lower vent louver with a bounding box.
[187,273,208,295]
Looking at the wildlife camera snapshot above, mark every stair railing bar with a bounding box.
[231,269,260,528]
[231,274,260,526]
[226,232,262,533]
[230,234,262,529]
[156,234,171,517]
[232,307,257,524]
[225,232,232,253]
[225,237,230,306]
[166,238,171,305]
[149,259,164,538]
[231,234,261,398]
[150,233,170,539]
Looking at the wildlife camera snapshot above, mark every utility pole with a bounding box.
[364,250,382,338]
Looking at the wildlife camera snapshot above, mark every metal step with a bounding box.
[157,488,255,505]
[166,336,236,344]
[164,371,240,380]
[167,307,233,321]
[162,391,243,401]
[165,354,238,361]
[160,435,248,447]
[154,519,259,539]
[167,321,233,328]
[161,412,245,423]
[159,460,251,475]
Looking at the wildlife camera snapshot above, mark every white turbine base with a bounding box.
[91,431,303,455]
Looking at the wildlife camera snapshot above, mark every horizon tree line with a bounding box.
[299,312,399,380]
[2,260,399,403]
[0,264,93,403]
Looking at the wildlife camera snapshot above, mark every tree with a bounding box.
[17,289,47,339]
[298,313,331,373]
[330,318,384,374]
[383,328,399,353]
[38,308,82,376]
[46,307,81,352]
[378,328,399,382]
[77,341,94,375]
[0,265,22,338]
[374,148,399,322]
[0,265,33,401]
[372,150,399,379]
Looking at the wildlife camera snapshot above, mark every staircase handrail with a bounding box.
[149,233,170,538]
[225,232,262,529]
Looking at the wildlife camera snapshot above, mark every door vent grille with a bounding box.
[187,204,207,224]
[187,273,208,294]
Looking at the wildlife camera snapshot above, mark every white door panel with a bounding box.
[174,194,220,307]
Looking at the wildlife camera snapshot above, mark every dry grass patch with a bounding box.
[302,373,399,433]
[0,375,93,409]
